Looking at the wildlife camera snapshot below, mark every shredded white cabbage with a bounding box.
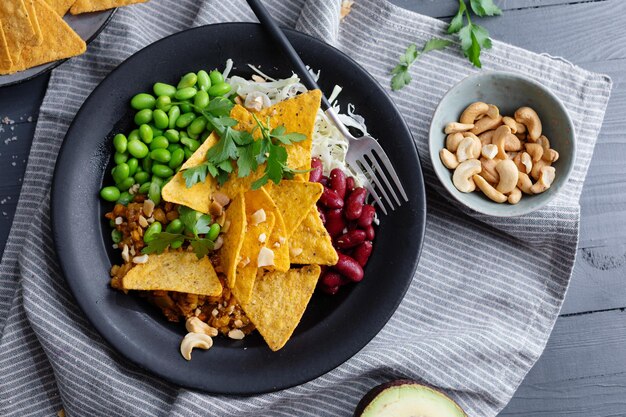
[225,65,369,186]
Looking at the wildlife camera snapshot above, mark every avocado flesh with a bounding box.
[359,383,465,417]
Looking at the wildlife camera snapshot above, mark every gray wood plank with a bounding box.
[499,309,626,416]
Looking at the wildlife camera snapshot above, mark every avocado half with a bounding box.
[353,380,467,417]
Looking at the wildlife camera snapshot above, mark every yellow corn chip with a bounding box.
[290,208,338,266]
[220,192,246,290]
[70,0,147,14]
[244,188,290,272]
[240,265,321,351]
[24,0,43,46]
[44,0,75,15]
[5,0,86,74]
[265,180,323,238]
[122,251,222,296]
[0,0,38,64]
[233,212,275,304]
[0,26,12,72]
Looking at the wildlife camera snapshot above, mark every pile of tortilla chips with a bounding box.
[159,90,339,351]
[0,0,147,75]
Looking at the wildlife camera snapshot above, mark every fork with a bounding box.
[246,0,408,214]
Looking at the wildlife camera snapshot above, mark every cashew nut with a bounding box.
[504,134,522,152]
[525,143,543,162]
[470,115,503,135]
[440,148,459,169]
[517,172,534,194]
[531,158,550,181]
[185,316,218,337]
[487,104,500,119]
[544,149,560,163]
[481,144,498,160]
[480,157,500,184]
[456,136,481,162]
[180,332,213,361]
[493,125,513,159]
[508,187,522,205]
[462,131,481,141]
[495,159,519,194]
[453,159,481,193]
[530,166,556,194]
[502,116,519,133]
[514,107,542,141]
[473,174,507,203]
[521,152,532,174]
[478,130,494,146]
[460,102,490,124]
[446,132,464,152]
[445,122,474,134]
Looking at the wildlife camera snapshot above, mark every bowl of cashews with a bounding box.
[429,71,575,217]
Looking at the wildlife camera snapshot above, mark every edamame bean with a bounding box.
[181,137,200,152]
[208,82,231,97]
[168,148,185,169]
[179,101,193,114]
[128,129,140,142]
[151,176,163,187]
[128,139,149,158]
[142,157,153,172]
[152,109,169,129]
[194,90,209,108]
[153,82,177,98]
[130,93,156,110]
[127,158,139,176]
[184,148,194,159]
[175,113,195,128]
[117,191,133,206]
[167,143,182,153]
[177,72,197,89]
[111,229,123,243]
[155,95,172,112]
[150,125,163,137]
[100,186,120,202]
[150,148,171,163]
[165,219,184,234]
[134,171,150,184]
[197,70,210,91]
[113,133,127,153]
[134,108,153,125]
[207,223,221,241]
[168,105,180,129]
[114,151,128,165]
[152,164,173,178]
[139,124,153,144]
[164,129,179,143]
[150,135,169,150]
[180,131,189,139]
[209,70,224,85]
[117,177,135,191]
[175,87,197,101]
[138,182,151,194]
[148,181,161,205]
[187,116,207,136]
[144,221,162,243]
[112,163,130,183]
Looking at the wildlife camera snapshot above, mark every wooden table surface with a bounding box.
[1,1,624,415]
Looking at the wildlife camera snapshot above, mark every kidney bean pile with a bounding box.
[310,158,376,295]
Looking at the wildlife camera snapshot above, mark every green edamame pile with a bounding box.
[100,69,232,205]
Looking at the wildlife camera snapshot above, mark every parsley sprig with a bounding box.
[390,38,452,91]
[448,0,501,68]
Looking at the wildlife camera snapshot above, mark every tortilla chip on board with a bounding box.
[70,0,148,15]
[220,192,246,289]
[0,26,12,72]
[122,251,222,296]
[239,265,321,351]
[23,0,43,46]
[233,212,275,305]
[265,180,323,238]
[44,0,75,15]
[290,208,338,266]
[0,0,38,64]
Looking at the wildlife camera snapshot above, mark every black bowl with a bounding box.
[52,23,426,394]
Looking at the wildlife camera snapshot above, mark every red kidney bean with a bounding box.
[364,224,375,240]
[329,168,347,199]
[347,221,358,231]
[345,177,355,194]
[335,230,366,249]
[357,205,376,228]
[319,187,344,209]
[325,209,346,237]
[321,285,339,295]
[333,253,364,282]
[353,241,373,267]
[317,207,326,224]
[320,176,329,187]
[345,187,367,220]
[309,158,323,183]
[321,271,343,288]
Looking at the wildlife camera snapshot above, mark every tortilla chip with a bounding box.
[240,265,321,351]
[0,26,12,72]
[290,208,338,266]
[244,188,290,272]
[70,0,147,14]
[220,192,246,289]
[0,0,38,64]
[4,0,86,74]
[265,180,323,238]
[44,0,75,15]
[23,0,43,46]
[233,212,275,304]
[122,251,222,296]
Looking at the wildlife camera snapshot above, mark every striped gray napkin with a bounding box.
[0,1,611,416]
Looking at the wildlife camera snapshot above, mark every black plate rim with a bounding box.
[51,22,426,394]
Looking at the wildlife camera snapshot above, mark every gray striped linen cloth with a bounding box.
[0,0,611,416]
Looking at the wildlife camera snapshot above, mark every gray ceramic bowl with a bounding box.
[429,71,575,217]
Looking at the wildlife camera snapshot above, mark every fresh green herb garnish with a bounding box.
[448,0,501,68]
[390,38,452,91]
